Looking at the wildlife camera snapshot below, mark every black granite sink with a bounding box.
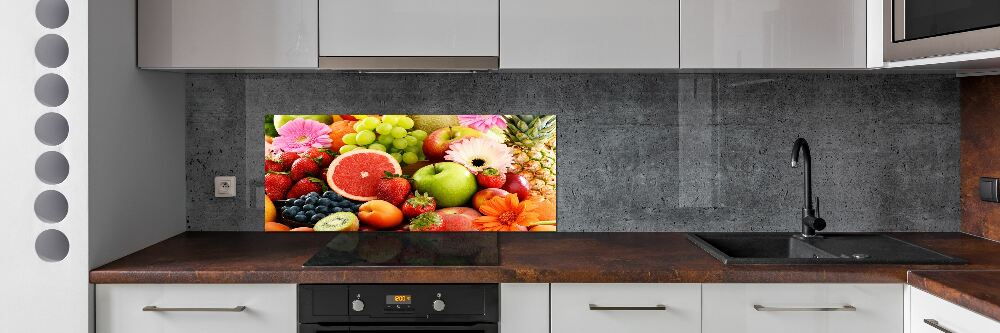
[687,233,966,265]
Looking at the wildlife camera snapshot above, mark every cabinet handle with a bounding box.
[142,306,247,312]
[753,305,856,312]
[923,319,954,333]
[588,304,667,311]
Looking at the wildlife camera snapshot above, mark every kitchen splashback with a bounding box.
[186,73,960,232]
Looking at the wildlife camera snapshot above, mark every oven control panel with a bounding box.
[299,284,498,323]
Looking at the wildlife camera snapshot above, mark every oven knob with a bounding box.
[351,299,365,312]
[432,299,446,312]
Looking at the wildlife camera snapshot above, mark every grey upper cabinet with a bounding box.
[138,0,318,69]
[680,0,879,69]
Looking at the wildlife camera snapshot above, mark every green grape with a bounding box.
[358,117,380,131]
[342,133,357,145]
[381,115,400,126]
[396,116,414,129]
[390,152,402,163]
[403,145,420,154]
[377,134,394,146]
[339,145,358,154]
[392,138,409,150]
[355,130,376,145]
[375,123,393,135]
[367,143,387,152]
[404,135,418,146]
[353,122,364,132]
[390,127,407,138]
[402,152,419,164]
[410,130,428,140]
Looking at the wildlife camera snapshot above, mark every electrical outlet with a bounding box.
[215,176,236,198]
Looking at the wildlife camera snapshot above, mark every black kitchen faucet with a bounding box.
[791,138,826,237]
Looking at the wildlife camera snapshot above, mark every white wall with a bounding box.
[88,0,187,270]
[1,0,185,332]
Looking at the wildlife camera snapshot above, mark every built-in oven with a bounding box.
[299,284,498,333]
[885,0,1000,61]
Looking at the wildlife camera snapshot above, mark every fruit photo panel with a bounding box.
[264,115,556,232]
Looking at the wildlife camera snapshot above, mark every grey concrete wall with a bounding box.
[186,73,960,232]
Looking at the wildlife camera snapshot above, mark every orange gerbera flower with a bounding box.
[474,194,540,231]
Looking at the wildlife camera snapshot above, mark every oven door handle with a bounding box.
[349,324,497,332]
[299,323,497,333]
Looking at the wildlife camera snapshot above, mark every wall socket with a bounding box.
[215,176,236,198]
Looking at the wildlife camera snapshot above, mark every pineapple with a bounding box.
[503,115,557,202]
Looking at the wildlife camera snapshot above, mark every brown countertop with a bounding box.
[91,232,1000,285]
[908,270,1000,322]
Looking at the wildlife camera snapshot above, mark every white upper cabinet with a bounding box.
[138,0,318,69]
[681,0,877,69]
[500,0,680,69]
[319,0,499,57]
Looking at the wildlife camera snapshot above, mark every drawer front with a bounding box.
[96,284,296,333]
[551,283,701,333]
[703,283,903,333]
[910,287,1000,333]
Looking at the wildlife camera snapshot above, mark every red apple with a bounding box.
[472,188,510,210]
[501,173,531,200]
[422,126,482,162]
[435,207,482,231]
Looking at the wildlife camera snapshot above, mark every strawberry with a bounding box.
[289,157,321,181]
[265,158,286,173]
[408,212,444,231]
[304,148,333,168]
[278,151,299,170]
[264,172,292,200]
[401,191,436,218]
[375,172,411,206]
[476,168,506,188]
[285,177,325,199]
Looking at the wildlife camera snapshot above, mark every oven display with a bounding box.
[386,295,412,305]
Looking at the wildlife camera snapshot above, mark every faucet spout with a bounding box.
[791,138,824,237]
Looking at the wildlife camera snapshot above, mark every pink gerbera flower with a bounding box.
[457,115,507,132]
[272,118,332,153]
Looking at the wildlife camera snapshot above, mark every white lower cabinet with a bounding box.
[909,287,1000,333]
[551,283,701,333]
[95,284,296,333]
[702,284,903,333]
[500,283,549,333]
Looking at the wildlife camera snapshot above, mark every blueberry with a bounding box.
[293,199,305,206]
[323,191,336,198]
[294,214,307,222]
[310,214,326,223]
[305,197,317,205]
[282,209,295,218]
[316,206,329,213]
[332,207,343,213]
[304,210,315,216]
[286,206,300,215]
[317,198,331,206]
[307,192,319,198]
[302,204,315,211]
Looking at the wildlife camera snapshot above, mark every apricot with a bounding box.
[358,200,404,230]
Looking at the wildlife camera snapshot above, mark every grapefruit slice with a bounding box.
[326,149,402,201]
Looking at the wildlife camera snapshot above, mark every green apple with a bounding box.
[273,115,334,129]
[412,162,478,207]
